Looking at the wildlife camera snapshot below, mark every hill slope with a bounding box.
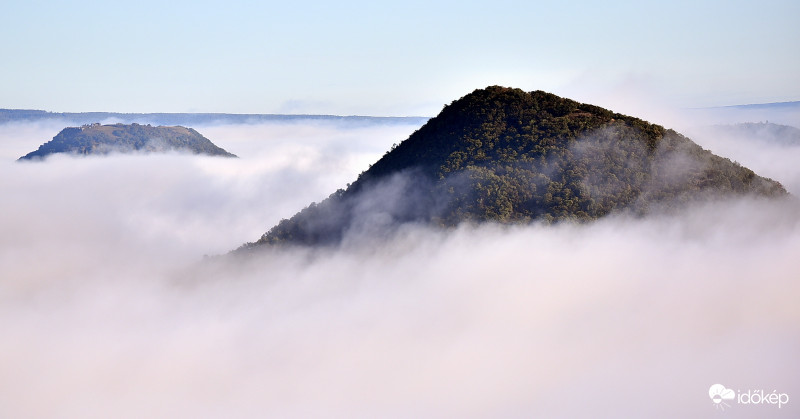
[243,86,786,249]
[18,123,236,160]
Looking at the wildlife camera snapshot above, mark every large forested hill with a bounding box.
[18,123,236,160]
[243,86,786,249]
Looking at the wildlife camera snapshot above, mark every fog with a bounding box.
[1,118,799,418]
[684,124,800,195]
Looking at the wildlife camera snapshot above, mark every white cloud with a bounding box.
[1,119,798,418]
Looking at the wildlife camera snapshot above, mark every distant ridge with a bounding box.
[686,100,800,127]
[689,100,800,110]
[0,109,429,126]
[718,101,800,110]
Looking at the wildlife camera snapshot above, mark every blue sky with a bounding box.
[1,0,798,115]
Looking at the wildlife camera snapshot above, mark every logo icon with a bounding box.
[709,384,736,411]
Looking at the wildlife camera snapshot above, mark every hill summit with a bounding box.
[243,86,786,249]
[18,123,236,160]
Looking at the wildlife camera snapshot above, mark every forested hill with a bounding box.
[18,123,236,160]
[243,86,786,249]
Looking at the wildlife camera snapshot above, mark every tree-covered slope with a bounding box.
[18,123,236,160]
[244,86,786,249]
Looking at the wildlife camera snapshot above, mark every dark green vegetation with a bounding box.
[243,86,787,249]
[18,123,236,160]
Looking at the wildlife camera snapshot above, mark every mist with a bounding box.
[1,118,799,418]
[684,124,800,195]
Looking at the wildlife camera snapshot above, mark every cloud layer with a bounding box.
[1,119,798,418]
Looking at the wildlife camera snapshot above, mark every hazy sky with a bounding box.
[1,0,799,115]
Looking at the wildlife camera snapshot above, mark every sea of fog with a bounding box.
[1,117,798,418]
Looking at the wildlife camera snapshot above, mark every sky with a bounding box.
[1,0,799,115]
[2,1,800,416]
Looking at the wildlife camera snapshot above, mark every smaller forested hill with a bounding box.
[18,123,236,160]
